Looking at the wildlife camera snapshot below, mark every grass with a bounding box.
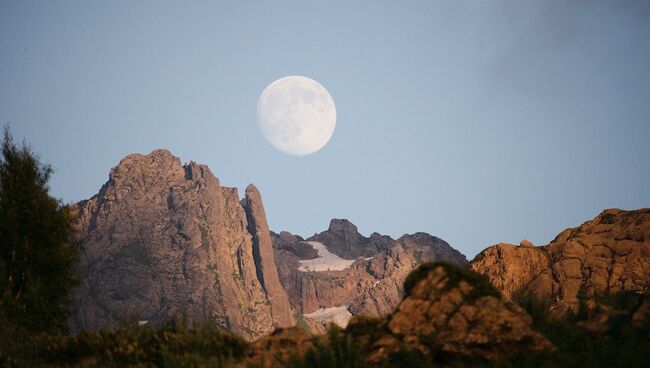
[1,318,248,367]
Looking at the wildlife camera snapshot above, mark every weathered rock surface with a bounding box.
[273,219,467,333]
[368,262,553,363]
[70,149,292,340]
[471,209,650,315]
[241,184,294,328]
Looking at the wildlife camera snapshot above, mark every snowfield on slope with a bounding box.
[303,305,353,328]
[297,241,355,272]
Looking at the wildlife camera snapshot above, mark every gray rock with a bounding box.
[70,149,291,340]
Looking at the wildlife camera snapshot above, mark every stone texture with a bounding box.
[241,184,294,328]
[272,219,467,333]
[367,263,553,363]
[471,208,650,316]
[70,149,291,340]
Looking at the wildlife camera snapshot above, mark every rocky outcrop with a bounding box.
[469,241,549,299]
[471,209,650,315]
[272,219,467,333]
[71,149,291,340]
[241,184,294,328]
[368,262,553,363]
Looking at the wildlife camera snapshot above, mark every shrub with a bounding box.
[1,318,249,367]
[0,127,81,334]
[403,261,501,301]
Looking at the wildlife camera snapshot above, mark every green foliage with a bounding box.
[286,290,650,368]
[1,318,249,367]
[0,127,81,334]
[495,292,650,368]
[287,326,366,368]
[403,261,501,301]
[345,316,386,341]
[387,349,428,368]
[595,290,644,314]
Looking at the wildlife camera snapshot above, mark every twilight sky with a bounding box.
[1,1,649,257]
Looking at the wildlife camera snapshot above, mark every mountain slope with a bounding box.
[70,149,292,340]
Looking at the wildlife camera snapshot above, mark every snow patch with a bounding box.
[298,241,355,272]
[303,305,353,328]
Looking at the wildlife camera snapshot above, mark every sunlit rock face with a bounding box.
[70,149,292,340]
[471,208,650,316]
[272,219,467,334]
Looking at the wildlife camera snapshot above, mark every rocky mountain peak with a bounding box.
[71,149,292,340]
[328,218,358,235]
[108,149,186,186]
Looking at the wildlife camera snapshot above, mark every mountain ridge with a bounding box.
[69,149,466,339]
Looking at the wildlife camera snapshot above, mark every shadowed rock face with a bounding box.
[272,219,467,333]
[471,208,650,316]
[70,149,291,340]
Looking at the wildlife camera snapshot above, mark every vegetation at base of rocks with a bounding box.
[285,265,650,368]
[1,317,249,367]
[345,316,386,342]
[286,326,366,368]
[403,261,501,302]
[492,292,650,368]
[0,127,81,334]
[594,289,645,314]
[285,295,650,368]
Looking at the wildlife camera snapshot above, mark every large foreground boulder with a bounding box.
[368,262,553,363]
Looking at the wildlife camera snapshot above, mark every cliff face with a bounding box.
[70,149,292,340]
[241,184,294,328]
[272,219,467,332]
[471,209,650,315]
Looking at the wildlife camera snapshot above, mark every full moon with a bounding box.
[257,76,336,156]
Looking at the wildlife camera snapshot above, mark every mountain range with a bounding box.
[70,149,466,339]
[70,149,650,351]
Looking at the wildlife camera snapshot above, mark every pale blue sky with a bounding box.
[1,1,649,257]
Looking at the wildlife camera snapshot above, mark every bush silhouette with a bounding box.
[0,127,81,334]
